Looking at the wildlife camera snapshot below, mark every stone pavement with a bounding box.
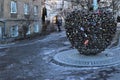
[1,30,120,80]
[53,48,120,67]
[53,23,120,67]
[0,31,66,49]
[0,23,120,68]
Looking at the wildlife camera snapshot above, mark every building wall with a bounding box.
[0,0,4,18]
[0,0,4,39]
[1,0,42,38]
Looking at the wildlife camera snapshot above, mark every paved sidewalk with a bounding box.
[0,31,66,49]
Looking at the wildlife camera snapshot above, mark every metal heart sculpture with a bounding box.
[65,9,117,55]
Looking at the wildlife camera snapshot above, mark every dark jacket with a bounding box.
[56,16,62,26]
[42,7,47,23]
[117,16,120,22]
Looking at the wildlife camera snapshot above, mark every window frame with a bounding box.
[34,23,39,33]
[10,1,17,14]
[34,5,38,15]
[11,25,19,37]
[24,3,29,15]
[26,26,31,35]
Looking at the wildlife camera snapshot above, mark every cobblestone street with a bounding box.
[0,0,120,80]
[0,31,120,80]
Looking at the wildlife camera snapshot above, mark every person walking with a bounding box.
[42,6,47,33]
[117,15,120,22]
[42,6,47,24]
[56,15,62,32]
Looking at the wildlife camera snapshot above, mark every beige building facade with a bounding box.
[0,0,42,39]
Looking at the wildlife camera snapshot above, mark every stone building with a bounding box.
[0,0,42,39]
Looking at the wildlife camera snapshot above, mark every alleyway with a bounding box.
[0,31,120,80]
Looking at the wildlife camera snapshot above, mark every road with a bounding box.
[0,31,120,80]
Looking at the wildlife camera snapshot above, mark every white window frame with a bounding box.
[10,1,17,13]
[0,26,2,38]
[11,25,19,37]
[34,6,38,15]
[34,23,39,33]
[24,3,29,15]
[27,26,31,35]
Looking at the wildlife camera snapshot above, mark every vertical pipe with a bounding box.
[93,0,98,10]
[4,22,5,39]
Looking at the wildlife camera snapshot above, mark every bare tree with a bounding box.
[111,0,120,14]
[70,0,90,10]
[106,0,120,48]
[18,7,35,39]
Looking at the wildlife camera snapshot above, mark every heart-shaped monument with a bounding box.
[65,9,117,55]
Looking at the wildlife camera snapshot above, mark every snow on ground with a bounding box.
[41,31,66,42]
[1,29,120,80]
[0,31,67,49]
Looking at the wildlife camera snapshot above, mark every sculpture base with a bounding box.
[53,49,120,67]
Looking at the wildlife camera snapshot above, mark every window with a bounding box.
[11,25,18,37]
[24,3,29,15]
[10,1,17,13]
[0,26,2,38]
[27,26,31,35]
[34,23,39,33]
[34,6,38,15]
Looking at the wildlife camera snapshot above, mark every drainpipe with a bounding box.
[0,21,5,39]
[3,21,6,39]
[93,0,98,10]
